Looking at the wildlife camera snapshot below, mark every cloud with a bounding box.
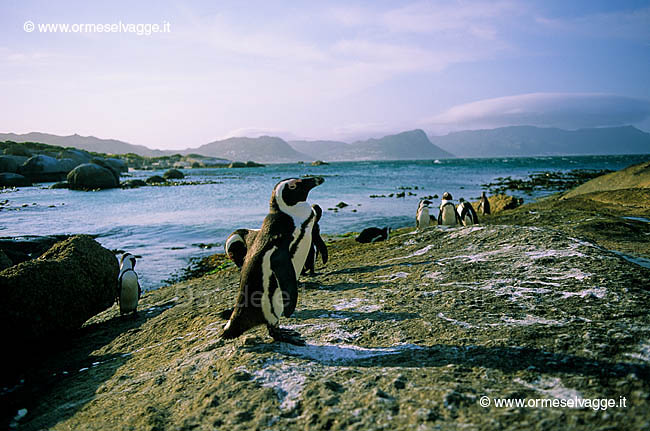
[426,93,650,132]
[536,6,650,41]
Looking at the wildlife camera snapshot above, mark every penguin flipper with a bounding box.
[270,247,298,317]
[313,233,328,265]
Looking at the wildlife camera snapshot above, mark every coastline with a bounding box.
[3,184,650,430]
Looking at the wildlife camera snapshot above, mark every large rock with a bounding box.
[0,156,19,173]
[19,154,70,182]
[0,173,32,187]
[163,168,184,179]
[67,163,120,190]
[0,235,70,265]
[0,235,119,344]
[57,149,93,164]
[104,158,128,173]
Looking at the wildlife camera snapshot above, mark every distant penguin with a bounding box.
[457,201,479,226]
[220,176,324,345]
[437,192,462,226]
[478,191,491,215]
[302,204,328,276]
[118,253,141,316]
[356,227,391,243]
[416,200,432,230]
[225,228,260,268]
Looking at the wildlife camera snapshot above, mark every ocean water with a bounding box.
[2,154,648,289]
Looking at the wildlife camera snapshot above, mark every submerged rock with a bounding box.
[146,175,166,184]
[122,179,147,188]
[0,235,118,344]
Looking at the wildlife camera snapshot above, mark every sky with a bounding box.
[1,0,649,150]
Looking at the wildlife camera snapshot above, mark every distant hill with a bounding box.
[0,132,167,157]
[186,136,313,163]
[289,130,453,161]
[288,140,351,161]
[431,126,650,158]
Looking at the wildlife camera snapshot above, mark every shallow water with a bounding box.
[2,154,648,289]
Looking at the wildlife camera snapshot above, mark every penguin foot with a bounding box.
[267,325,305,346]
[218,307,235,320]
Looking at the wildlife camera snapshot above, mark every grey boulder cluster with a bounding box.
[0,145,127,190]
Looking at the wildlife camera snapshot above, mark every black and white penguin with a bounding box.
[302,204,328,276]
[220,176,324,345]
[356,227,391,243]
[456,201,479,226]
[117,253,141,316]
[416,200,432,230]
[437,192,462,226]
[478,191,491,215]
[225,228,260,268]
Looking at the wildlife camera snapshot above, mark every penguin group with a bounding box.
[416,191,488,228]
[220,176,326,345]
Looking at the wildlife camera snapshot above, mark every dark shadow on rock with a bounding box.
[292,308,419,322]
[1,304,173,430]
[253,342,649,380]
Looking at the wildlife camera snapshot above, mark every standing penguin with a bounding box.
[456,201,479,226]
[416,200,432,230]
[117,253,141,316]
[302,204,328,276]
[221,176,324,345]
[478,191,491,215]
[225,228,260,268]
[437,192,462,226]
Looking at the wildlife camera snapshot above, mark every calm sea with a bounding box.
[2,154,649,289]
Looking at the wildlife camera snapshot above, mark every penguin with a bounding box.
[478,191,491,215]
[220,176,324,345]
[301,204,328,276]
[437,192,462,226]
[416,200,432,230]
[356,227,391,243]
[456,201,479,226]
[117,253,141,316]
[225,228,260,268]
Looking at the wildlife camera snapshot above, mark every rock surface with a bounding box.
[18,155,70,182]
[563,161,650,198]
[0,155,20,173]
[3,196,649,430]
[67,163,120,190]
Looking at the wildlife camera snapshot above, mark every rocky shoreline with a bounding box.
[2,178,649,430]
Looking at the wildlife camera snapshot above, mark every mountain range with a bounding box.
[431,125,650,158]
[1,126,648,162]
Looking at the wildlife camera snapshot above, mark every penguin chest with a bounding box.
[417,208,429,227]
[441,207,457,226]
[290,224,314,277]
[119,271,139,313]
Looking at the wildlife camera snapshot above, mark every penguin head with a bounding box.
[271,176,324,215]
[419,199,432,209]
[442,192,452,200]
[225,232,246,268]
[120,253,136,270]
